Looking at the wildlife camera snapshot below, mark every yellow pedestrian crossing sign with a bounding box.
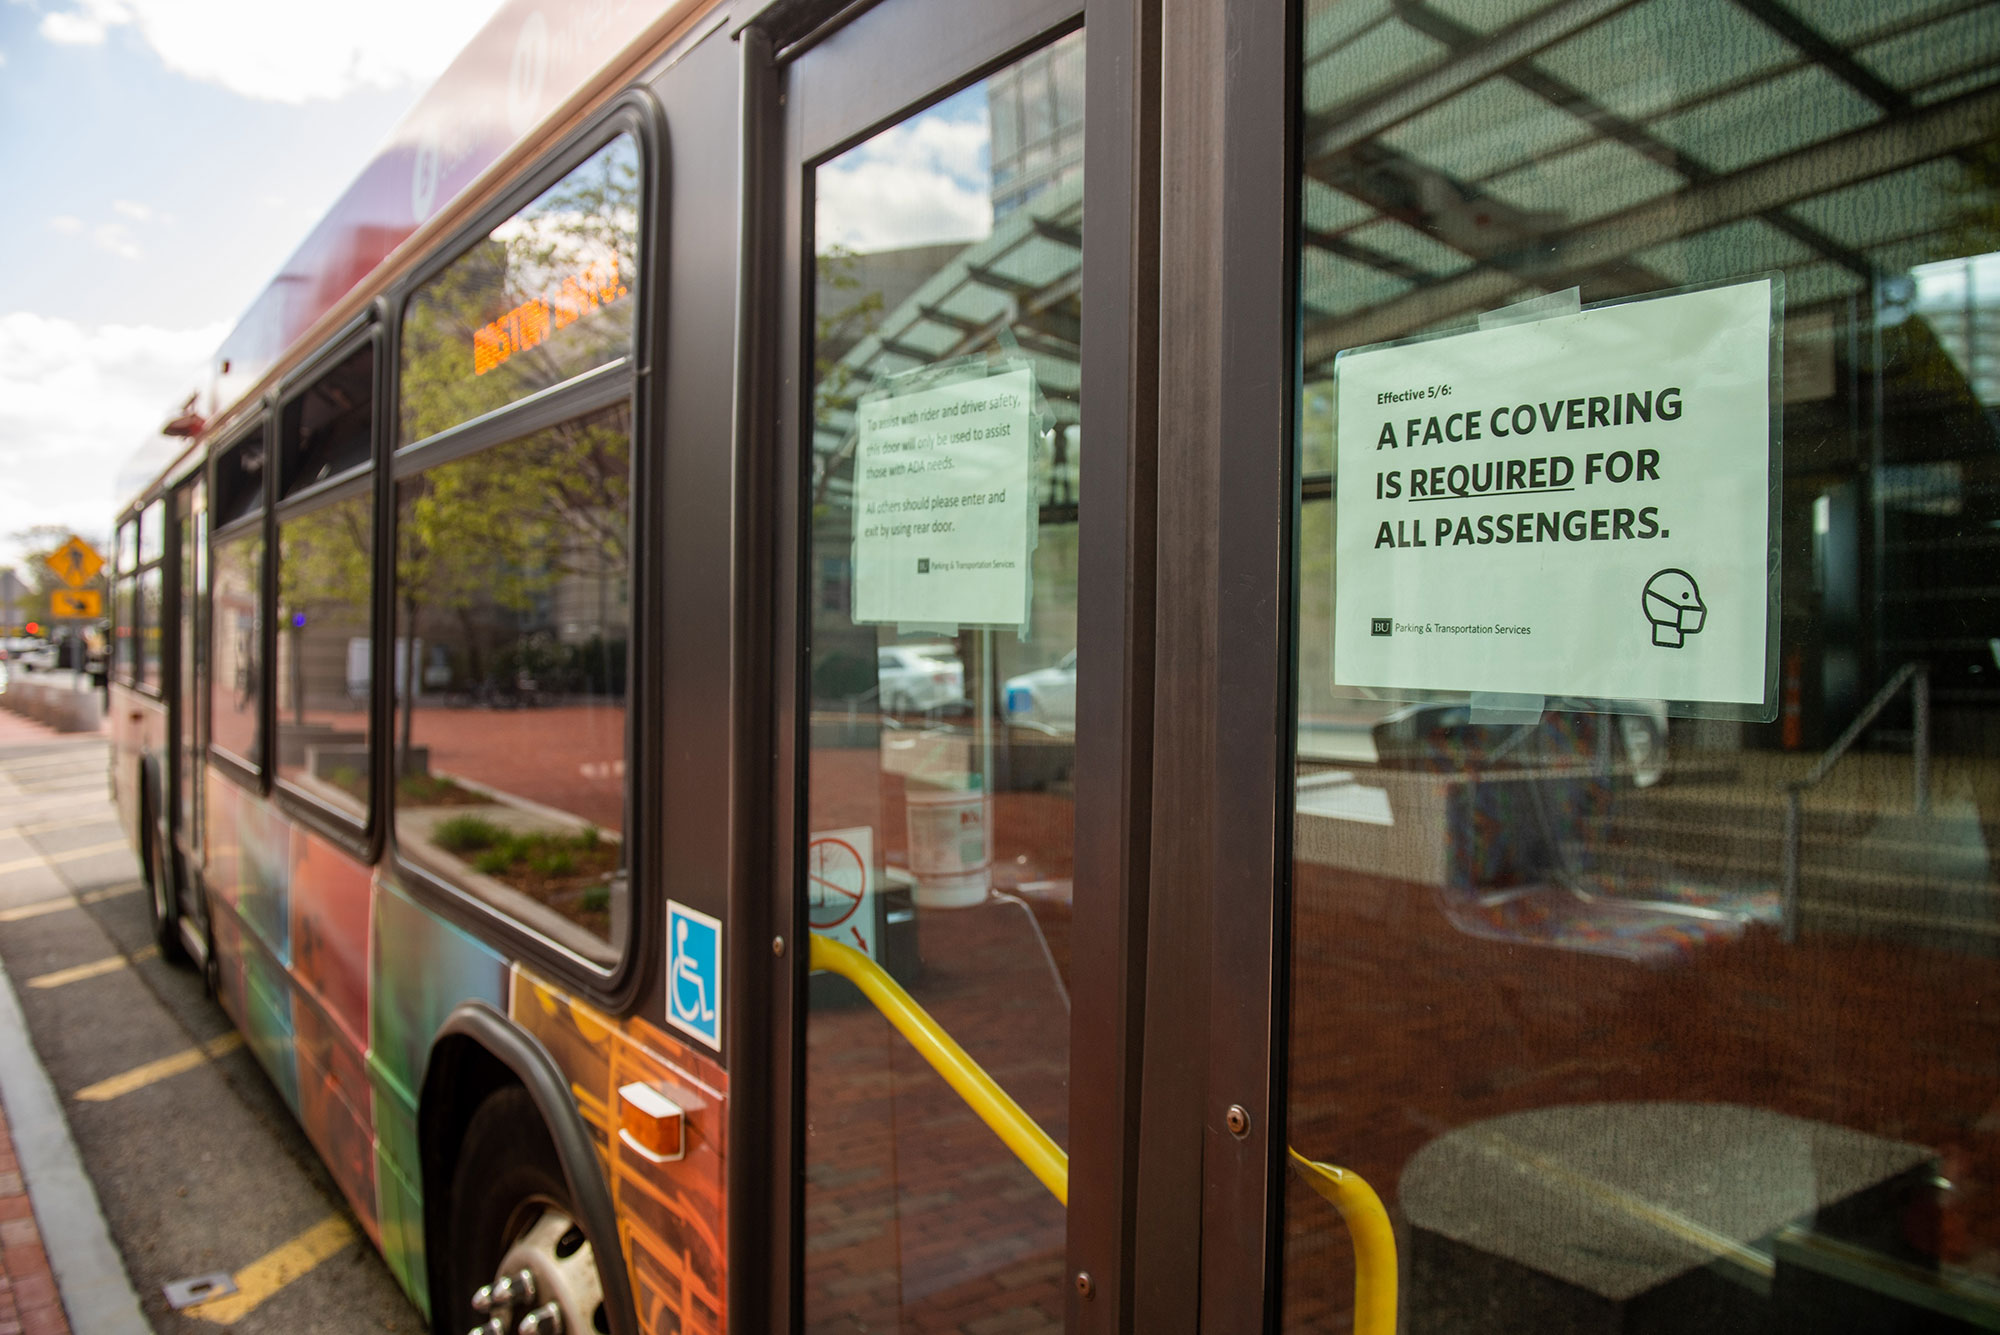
[50,589,102,619]
[43,536,103,589]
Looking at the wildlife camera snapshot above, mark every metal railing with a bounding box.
[808,934,1399,1332]
[1288,1149,1399,1335]
[810,934,1069,1203]
[1781,660,1930,942]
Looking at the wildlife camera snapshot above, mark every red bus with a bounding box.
[110,0,2000,1332]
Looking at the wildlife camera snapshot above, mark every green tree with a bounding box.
[392,410,631,767]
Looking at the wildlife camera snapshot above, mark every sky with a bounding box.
[0,0,1005,581]
[816,82,993,255]
[0,0,510,573]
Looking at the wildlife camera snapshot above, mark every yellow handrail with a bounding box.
[809,934,1070,1205]
[1289,1148,1399,1335]
[809,934,1397,1330]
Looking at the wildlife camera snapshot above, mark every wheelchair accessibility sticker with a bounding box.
[667,900,723,1050]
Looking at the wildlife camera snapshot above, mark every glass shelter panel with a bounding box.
[802,30,1084,1334]
[392,405,632,954]
[1284,4,2000,1332]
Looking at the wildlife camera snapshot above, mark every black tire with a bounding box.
[141,775,189,965]
[440,1087,610,1335]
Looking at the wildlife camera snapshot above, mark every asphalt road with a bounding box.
[0,730,423,1334]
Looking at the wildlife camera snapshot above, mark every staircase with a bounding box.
[1569,752,2000,958]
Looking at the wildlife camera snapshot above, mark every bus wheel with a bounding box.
[447,1088,608,1335]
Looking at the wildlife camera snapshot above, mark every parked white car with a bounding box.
[876,644,965,713]
[2,638,55,672]
[1003,649,1077,731]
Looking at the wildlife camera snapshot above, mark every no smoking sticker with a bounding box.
[808,827,876,959]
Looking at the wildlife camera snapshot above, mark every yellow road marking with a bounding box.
[13,815,116,836]
[0,899,74,923]
[74,1033,243,1103]
[27,947,157,989]
[0,881,143,923]
[186,1215,358,1325]
[0,839,131,876]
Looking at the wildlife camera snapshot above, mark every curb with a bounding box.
[0,951,150,1334]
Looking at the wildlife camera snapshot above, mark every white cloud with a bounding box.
[0,312,223,568]
[47,215,83,235]
[91,222,138,259]
[816,115,994,253]
[111,199,151,221]
[36,0,505,103]
[40,12,108,44]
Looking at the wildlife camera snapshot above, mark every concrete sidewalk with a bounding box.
[0,710,145,1335]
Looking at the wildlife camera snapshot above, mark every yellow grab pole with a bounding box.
[811,933,1394,1329]
[1288,1147,1399,1335]
[809,934,1070,1205]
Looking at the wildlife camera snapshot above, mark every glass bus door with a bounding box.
[172,476,207,937]
[1271,6,2000,1332]
[769,0,1138,1327]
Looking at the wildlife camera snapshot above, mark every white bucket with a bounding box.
[904,787,992,908]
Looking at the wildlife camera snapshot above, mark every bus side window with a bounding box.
[273,340,377,829]
[210,428,267,774]
[390,405,634,959]
[388,129,644,970]
[114,519,137,684]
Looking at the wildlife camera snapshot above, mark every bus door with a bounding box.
[171,477,207,938]
[1249,5,2000,1332]
[762,0,1145,1327]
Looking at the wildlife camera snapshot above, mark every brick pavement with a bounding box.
[0,706,88,749]
[0,705,83,1335]
[1278,857,2000,1330]
[0,1109,68,1335]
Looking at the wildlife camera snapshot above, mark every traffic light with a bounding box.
[24,621,39,636]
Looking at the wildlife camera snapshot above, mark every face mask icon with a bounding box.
[1643,569,1706,648]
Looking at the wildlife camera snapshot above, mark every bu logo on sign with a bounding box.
[667,901,722,1049]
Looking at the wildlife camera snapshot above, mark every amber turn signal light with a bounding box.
[617,1081,687,1164]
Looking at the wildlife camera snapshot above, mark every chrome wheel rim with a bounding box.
[467,1205,604,1335]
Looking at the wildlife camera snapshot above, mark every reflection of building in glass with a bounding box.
[986,38,1083,219]
[1913,253,2000,408]
[1291,1,2000,752]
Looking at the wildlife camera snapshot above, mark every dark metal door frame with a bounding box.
[730,0,1161,1328]
[1133,0,1297,1329]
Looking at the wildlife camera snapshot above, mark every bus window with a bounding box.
[274,342,376,824]
[138,498,165,565]
[1283,6,2000,1330]
[213,428,266,530]
[113,518,136,684]
[210,529,264,770]
[138,565,163,691]
[802,29,1084,1331]
[134,499,166,692]
[280,344,373,493]
[392,403,632,956]
[399,134,639,446]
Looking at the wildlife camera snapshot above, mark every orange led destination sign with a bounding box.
[472,257,630,377]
